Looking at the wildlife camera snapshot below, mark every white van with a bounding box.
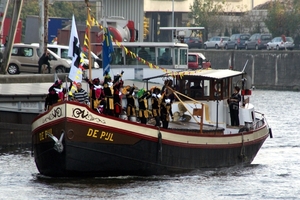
[8,43,71,74]
[31,43,101,69]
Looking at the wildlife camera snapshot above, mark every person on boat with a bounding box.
[44,80,63,111]
[151,86,162,127]
[138,47,149,60]
[103,73,114,116]
[85,77,106,113]
[113,71,124,118]
[160,97,173,129]
[73,82,89,105]
[124,85,136,120]
[137,89,152,124]
[228,86,241,126]
[162,48,171,64]
[38,50,51,74]
[162,79,175,101]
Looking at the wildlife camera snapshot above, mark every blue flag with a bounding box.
[102,24,114,76]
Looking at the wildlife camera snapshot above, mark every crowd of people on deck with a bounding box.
[44,73,175,129]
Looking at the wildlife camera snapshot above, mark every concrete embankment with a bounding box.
[0,73,68,148]
[1,49,300,91]
[0,73,68,83]
[191,49,300,91]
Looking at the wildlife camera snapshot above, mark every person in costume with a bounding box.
[160,97,173,129]
[151,86,162,127]
[103,73,114,116]
[112,71,124,118]
[228,86,241,126]
[85,77,106,113]
[124,85,136,120]
[44,80,64,111]
[137,89,152,124]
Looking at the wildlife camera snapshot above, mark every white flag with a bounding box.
[68,15,83,83]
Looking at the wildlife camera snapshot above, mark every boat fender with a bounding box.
[157,129,162,162]
[269,128,273,138]
[238,127,249,133]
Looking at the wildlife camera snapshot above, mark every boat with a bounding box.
[31,5,271,176]
[31,67,271,177]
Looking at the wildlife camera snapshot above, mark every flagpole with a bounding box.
[86,2,92,82]
[85,0,93,109]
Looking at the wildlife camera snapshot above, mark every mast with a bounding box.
[85,0,92,82]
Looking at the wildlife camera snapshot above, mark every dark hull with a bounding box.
[34,138,266,177]
[32,102,269,177]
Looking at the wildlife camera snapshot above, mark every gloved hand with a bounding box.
[83,77,89,82]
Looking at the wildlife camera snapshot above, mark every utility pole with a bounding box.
[38,0,44,56]
[0,0,9,46]
[38,0,49,56]
[1,0,23,74]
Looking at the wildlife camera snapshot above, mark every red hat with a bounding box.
[93,78,100,84]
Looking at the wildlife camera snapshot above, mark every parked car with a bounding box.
[203,36,229,49]
[188,52,211,69]
[184,37,202,49]
[8,43,71,75]
[225,33,250,50]
[266,36,295,50]
[245,33,272,50]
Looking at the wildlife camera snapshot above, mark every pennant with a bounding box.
[102,18,114,76]
[68,15,83,82]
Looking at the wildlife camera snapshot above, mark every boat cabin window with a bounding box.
[112,48,123,64]
[180,49,187,65]
[108,42,188,68]
[176,77,231,100]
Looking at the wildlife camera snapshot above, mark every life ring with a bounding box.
[214,81,221,93]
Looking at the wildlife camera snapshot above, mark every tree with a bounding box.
[264,0,300,37]
[189,0,225,41]
[6,0,96,40]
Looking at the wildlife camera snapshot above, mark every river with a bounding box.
[0,89,299,200]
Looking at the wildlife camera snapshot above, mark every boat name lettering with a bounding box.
[39,129,52,141]
[87,128,113,141]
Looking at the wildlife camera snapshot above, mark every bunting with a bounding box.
[83,12,103,53]
[84,11,207,78]
[113,39,210,78]
[68,15,84,83]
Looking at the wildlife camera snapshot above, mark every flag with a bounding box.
[102,18,114,76]
[68,15,83,83]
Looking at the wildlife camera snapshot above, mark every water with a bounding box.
[1,90,299,200]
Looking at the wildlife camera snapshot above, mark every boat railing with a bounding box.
[253,111,266,129]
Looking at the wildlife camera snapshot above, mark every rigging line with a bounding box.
[166,86,201,124]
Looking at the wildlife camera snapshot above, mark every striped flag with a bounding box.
[68,15,83,82]
[102,18,114,76]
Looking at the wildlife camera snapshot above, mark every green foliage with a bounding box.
[224,28,229,36]
[231,27,239,34]
[189,0,225,41]
[6,0,96,42]
[264,0,300,37]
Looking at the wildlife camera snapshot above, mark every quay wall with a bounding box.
[191,49,300,91]
[1,50,299,90]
